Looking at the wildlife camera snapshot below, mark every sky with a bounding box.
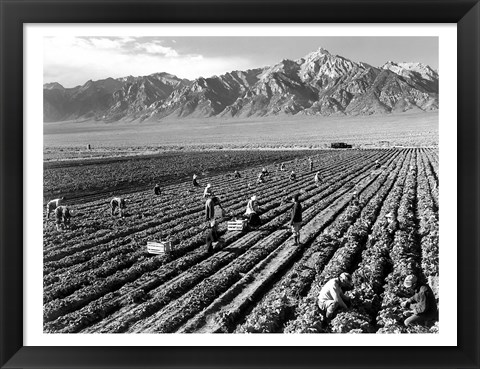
[44,36,438,88]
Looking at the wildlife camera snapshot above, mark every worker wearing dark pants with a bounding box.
[401,275,438,327]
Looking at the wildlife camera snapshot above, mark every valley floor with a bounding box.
[44,111,438,151]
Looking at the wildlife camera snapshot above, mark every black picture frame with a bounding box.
[1,0,479,368]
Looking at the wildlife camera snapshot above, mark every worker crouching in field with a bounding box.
[385,212,399,236]
[234,170,241,179]
[245,195,261,229]
[280,162,285,171]
[349,191,359,206]
[110,197,126,217]
[55,205,72,231]
[205,196,224,223]
[317,272,354,319]
[154,183,161,195]
[46,196,65,218]
[289,194,302,245]
[401,275,438,327]
[205,220,224,253]
[289,171,296,181]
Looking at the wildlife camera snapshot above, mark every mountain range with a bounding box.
[43,47,439,122]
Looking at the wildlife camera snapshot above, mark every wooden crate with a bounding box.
[227,219,247,231]
[147,240,173,255]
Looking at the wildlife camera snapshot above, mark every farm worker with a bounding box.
[203,183,214,198]
[205,219,223,253]
[54,205,72,231]
[46,196,65,218]
[386,212,399,236]
[234,170,241,179]
[205,196,224,222]
[280,162,285,171]
[257,172,266,184]
[290,171,296,181]
[110,197,126,217]
[154,183,161,195]
[192,174,200,187]
[317,272,354,318]
[262,167,269,176]
[245,195,261,228]
[289,194,303,245]
[308,158,314,171]
[314,171,322,187]
[350,191,359,206]
[374,159,381,169]
[401,275,438,327]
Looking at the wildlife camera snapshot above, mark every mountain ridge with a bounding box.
[43,47,439,122]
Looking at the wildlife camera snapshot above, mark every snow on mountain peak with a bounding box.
[382,61,437,81]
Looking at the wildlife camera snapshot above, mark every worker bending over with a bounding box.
[55,205,72,231]
[318,272,354,318]
[46,196,65,218]
[290,171,296,181]
[205,196,224,222]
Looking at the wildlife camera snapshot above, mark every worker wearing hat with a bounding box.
[317,272,354,319]
[245,195,261,228]
[401,274,438,327]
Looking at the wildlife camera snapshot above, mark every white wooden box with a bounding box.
[147,240,173,254]
[227,219,247,231]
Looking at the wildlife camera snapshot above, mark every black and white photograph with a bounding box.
[41,33,442,336]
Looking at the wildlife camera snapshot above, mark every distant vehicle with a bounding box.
[331,142,352,149]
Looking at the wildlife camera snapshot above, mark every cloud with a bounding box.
[43,36,253,87]
[134,41,178,57]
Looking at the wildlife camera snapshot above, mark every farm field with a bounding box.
[43,148,439,334]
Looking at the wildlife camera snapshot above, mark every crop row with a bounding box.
[321,151,414,333]
[376,150,425,333]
